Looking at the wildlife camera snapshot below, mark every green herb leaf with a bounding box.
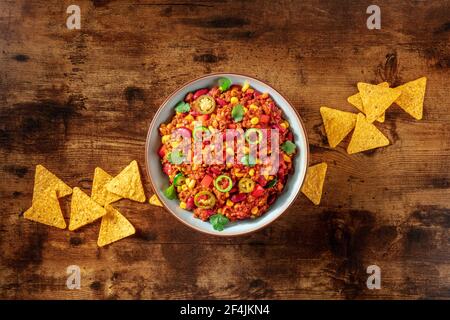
[210,213,229,231]
[240,154,256,167]
[218,77,232,91]
[167,150,184,164]
[281,141,296,155]
[175,101,191,113]
[231,104,244,122]
[265,178,278,189]
[163,184,177,200]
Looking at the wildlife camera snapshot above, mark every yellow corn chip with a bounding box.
[91,167,122,206]
[149,194,163,207]
[347,82,389,123]
[357,82,401,123]
[33,165,72,200]
[97,205,135,247]
[393,77,426,120]
[69,187,106,231]
[24,190,66,229]
[347,113,390,154]
[301,162,327,205]
[106,160,146,203]
[320,107,357,148]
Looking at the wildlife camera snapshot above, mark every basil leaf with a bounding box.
[218,77,232,91]
[175,101,190,113]
[281,141,296,155]
[163,184,177,200]
[265,178,278,189]
[210,213,229,231]
[167,151,184,164]
[231,104,244,122]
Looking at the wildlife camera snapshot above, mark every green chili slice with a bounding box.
[245,128,263,145]
[214,175,233,193]
[173,173,185,186]
[194,191,216,209]
[238,178,255,193]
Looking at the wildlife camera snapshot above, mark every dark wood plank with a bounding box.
[0,0,449,299]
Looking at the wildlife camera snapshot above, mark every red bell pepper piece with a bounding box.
[251,184,265,198]
[193,88,209,100]
[260,114,270,124]
[158,145,167,158]
[201,174,213,188]
[196,114,210,122]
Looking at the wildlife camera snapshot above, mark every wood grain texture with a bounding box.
[0,0,449,300]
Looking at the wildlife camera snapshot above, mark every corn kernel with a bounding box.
[212,120,219,128]
[261,92,269,99]
[230,97,239,104]
[244,146,250,154]
[249,169,255,176]
[251,207,258,215]
[242,81,250,92]
[283,121,290,128]
[226,199,233,207]
[188,179,196,189]
[208,125,215,132]
[235,172,244,177]
[268,175,274,180]
[264,174,269,180]
[171,140,180,148]
[283,154,291,162]
[250,117,259,125]
[162,135,171,144]
[179,201,187,209]
[249,104,258,110]
[243,107,248,113]
[176,123,183,128]
[226,163,233,168]
[181,185,188,191]
[185,114,194,122]
[177,186,182,193]
[280,123,287,129]
[226,147,234,155]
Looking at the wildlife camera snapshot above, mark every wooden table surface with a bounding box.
[1,0,449,300]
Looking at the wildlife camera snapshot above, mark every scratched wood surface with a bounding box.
[0,0,449,300]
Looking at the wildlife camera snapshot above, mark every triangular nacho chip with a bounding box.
[393,77,426,120]
[24,190,66,229]
[347,113,390,154]
[357,82,401,123]
[320,107,357,148]
[33,165,72,200]
[91,167,122,206]
[106,160,146,203]
[348,82,389,123]
[69,187,106,231]
[301,162,327,205]
[97,205,135,247]
[149,194,163,207]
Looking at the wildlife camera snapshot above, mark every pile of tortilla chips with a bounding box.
[24,160,147,247]
[302,77,427,205]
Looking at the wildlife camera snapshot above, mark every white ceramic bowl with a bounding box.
[145,73,309,236]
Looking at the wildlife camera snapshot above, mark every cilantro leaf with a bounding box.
[281,141,296,155]
[231,104,244,122]
[218,77,232,91]
[210,214,229,231]
[175,101,190,113]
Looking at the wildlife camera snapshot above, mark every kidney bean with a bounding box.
[231,193,247,203]
[193,88,209,100]
[217,98,227,106]
[268,194,277,205]
[186,196,195,210]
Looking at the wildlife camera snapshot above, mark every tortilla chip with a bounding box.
[24,190,66,229]
[97,205,135,247]
[69,187,106,231]
[393,77,426,120]
[91,167,122,206]
[357,82,401,123]
[347,113,390,154]
[348,82,389,123]
[320,107,357,148]
[106,160,146,203]
[33,165,72,200]
[149,194,163,207]
[301,162,327,205]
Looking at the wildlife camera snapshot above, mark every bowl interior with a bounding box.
[146,74,309,236]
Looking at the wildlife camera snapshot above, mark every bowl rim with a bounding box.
[145,72,310,237]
